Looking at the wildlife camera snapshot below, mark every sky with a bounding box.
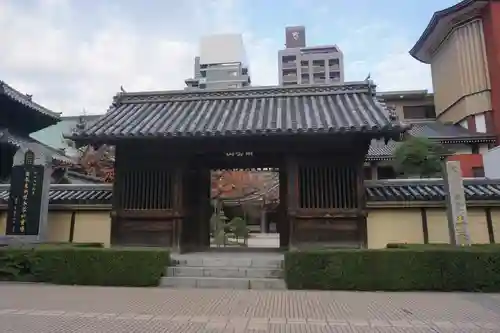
[0,0,459,116]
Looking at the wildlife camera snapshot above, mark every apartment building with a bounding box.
[278,26,344,86]
[185,34,251,90]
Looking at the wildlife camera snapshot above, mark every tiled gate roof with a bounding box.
[68,82,406,141]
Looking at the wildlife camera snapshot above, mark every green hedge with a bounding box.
[386,243,500,250]
[0,247,169,287]
[284,247,500,292]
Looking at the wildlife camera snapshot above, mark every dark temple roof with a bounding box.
[1,179,500,206]
[409,0,490,63]
[68,82,406,142]
[0,81,61,132]
[367,119,494,160]
[0,81,60,120]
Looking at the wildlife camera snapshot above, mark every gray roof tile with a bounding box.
[407,119,494,141]
[366,120,494,160]
[367,139,399,160]
[70,82,405,141]
[1,179,500,205]
[366,178,500,201]
[0,184,112,205]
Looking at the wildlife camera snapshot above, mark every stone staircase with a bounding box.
[160,253,286,290]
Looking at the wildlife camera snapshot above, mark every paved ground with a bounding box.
[0,284,500,332]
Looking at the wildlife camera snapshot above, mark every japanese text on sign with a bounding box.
[225,152,253,157]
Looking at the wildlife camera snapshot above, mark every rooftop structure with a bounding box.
[278,26,344,86]
[185,34,251,90]
[409,0,500,144]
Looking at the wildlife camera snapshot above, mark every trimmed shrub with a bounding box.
[386,243,500,250]
[284,247,500,292]
[0,247,169,287]
[0,248,39,282]
[37,242,105,248]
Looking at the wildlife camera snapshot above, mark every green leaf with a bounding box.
[393,137,445,178]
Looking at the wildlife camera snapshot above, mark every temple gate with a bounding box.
[70,83,404,252]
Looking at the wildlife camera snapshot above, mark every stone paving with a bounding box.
[0,285,500,332]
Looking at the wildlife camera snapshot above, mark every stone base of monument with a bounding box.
[0,236,45,247]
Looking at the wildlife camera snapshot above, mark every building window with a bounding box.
[282,68,297,75]
[328,59,339,66]
[200,71,206,78]
[402,105,436,119]
[378,166,396,179]
[471,144,479,154]
[242,67,248,75]
[472,167,485,178]
[283,72,297,78]
[199,83,206,89]
[329,71,340,79]
[282,55,296,62]
[312,59,325,66]
[300,60,308,66]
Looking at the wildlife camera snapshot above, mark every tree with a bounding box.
[62,115,115,183]
[393,137,447,178]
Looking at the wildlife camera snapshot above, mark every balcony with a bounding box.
[282,62,297,69]
[283,74,298,83]
[312,66,326,73]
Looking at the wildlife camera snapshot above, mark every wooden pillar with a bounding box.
[284,154,297,248]
[260,205,267,233]
[172,165,184,253]
[178,163,212,253]
[179,165,196,253]
[198,168,212,249]
[110,144,124,246]
[357,160,368,248]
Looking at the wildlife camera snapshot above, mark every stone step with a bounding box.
[166,266,283,279]
[160,276,286,290]
[172,257,283,269]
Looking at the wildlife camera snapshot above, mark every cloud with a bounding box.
[0,0,432,116]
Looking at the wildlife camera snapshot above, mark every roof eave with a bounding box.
[377,90,431,100]
[409,0,488,64]
[68,127,407,144]
[437,137,496,144]
[0,82,61,124]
